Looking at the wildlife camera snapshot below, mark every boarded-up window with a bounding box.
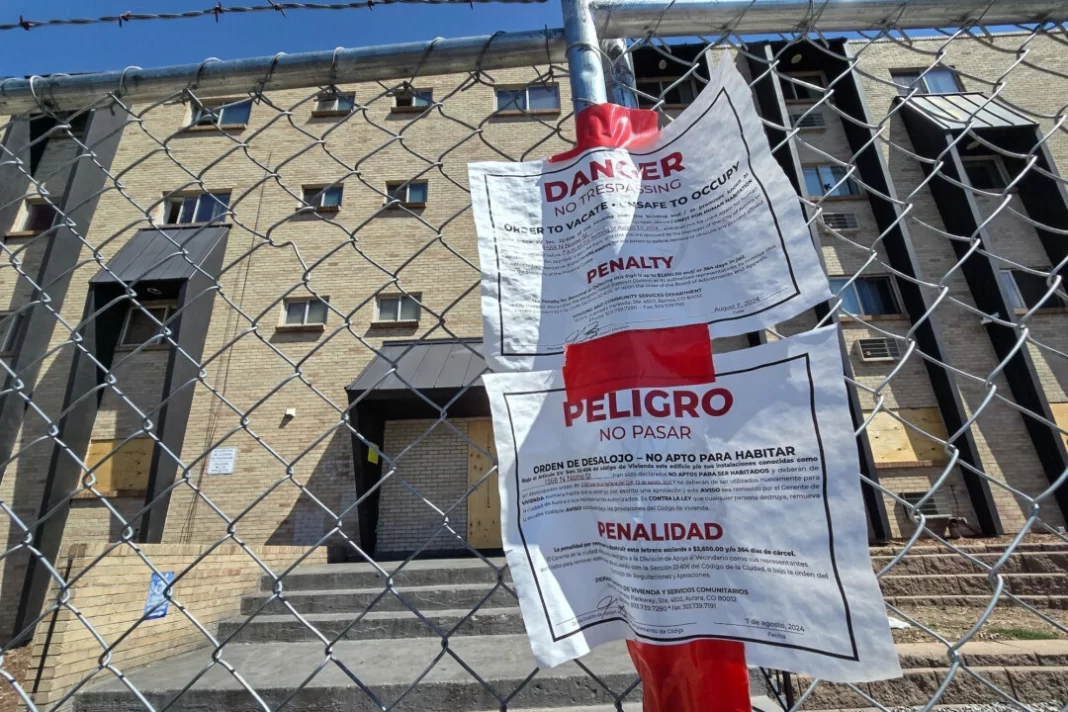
[862,408,950,468]
[80,438,154,497]
[1052,403,1068,450]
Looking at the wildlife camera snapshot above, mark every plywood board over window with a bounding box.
[862,408,950,469]
[467,420,501,550]
[77,437,154,498]
[1051,403,1068,450]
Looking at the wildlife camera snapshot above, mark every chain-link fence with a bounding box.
[1,1,1067,711]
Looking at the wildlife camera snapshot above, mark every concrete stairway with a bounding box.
[72,542,1068,711]
[73,557,765,711]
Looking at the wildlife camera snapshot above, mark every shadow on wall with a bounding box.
[0,337,153,646]
[266,425,359,561]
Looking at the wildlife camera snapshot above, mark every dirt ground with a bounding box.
[890,604,1068,644]
[0,646,31,712]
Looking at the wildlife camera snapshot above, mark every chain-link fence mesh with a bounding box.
[1,2,1067,711]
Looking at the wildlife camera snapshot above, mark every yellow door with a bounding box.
[467,420,502,549]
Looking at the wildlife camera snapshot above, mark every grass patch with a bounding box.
[987,627,1058,641]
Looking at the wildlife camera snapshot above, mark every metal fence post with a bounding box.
[561,0,608,113]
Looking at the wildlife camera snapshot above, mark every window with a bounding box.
[386,181,428,207]
[780,73,825,102]
[495,85,560,113]
[961,156,1008,191]
[392,89,433,111]
[376,294,420,323]
[822,212,859,231]
[58,111,89,138]
[892,68,962,96]
[856,337,902,362]
[789,110,826,129]
[0,312,22,354]
[189,98,252,128]
[302,185,343,212]
[283,297,329,327]
[636,77,700,108]
[829,276,901,317]
[803,165,861,198]
[900,492,943,517]
[120,303,174,347]
[19,200,59,233]
[163,192,230,225]
[314,92,355,114]
[999,269,1066,312]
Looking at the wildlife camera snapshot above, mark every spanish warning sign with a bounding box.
[482,327,900,681]
[470,56,831,372]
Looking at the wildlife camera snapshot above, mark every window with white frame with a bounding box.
[495,85,560,113]
[120,302,174,347]
[283,297,329,327]
[636,77,700,108]
[163,192,231,225]
[856,337,903,362]
[17,199,59,234]
[780,72,826,102]
[386,181,428,207]
[376,294,420,323]
[803,164,861,198]
[302,185,343,211]
[829,276,902,317]
[892,67,962,96]
[998,269,1066,312]
[314,92,355,114]
[0,312,22,354]
[189,98,252,127]
[392,89,433,110]
[961,156,1009,191]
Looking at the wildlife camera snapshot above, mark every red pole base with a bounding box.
[627,640,752,712]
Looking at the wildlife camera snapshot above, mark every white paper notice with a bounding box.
[470,56,831,372]
[482,327,900,681]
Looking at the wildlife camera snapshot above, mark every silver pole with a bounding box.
[0,29,566,114]
[601,39,640,109]
[590,0,1067,39]
[562,0,609,114]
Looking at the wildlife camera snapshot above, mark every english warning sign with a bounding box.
[469,56,831,372]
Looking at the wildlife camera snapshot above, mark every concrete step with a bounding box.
[72,637,635,712]
[220,607,526,643]
[885,593,1068,608]
[871,551,1068,576]
[792,666,1068,708]
[879,572,1068,597]
[72,636,770,712]
[260,558,510,592]
[868,541,1068,556]
[241,583,518,616]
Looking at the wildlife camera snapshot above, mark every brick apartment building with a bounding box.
[0,31,1066,642]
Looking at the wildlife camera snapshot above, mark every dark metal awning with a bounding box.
[347,338,489,419]
[896,92,1035,132]
[91,225,229,284]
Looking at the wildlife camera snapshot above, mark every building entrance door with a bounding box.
[466,419,501,549]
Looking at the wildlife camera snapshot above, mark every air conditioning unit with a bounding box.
[900,491,942,517]
[855,337,902,362]
[790,111,827,129]
[822,212,859,231]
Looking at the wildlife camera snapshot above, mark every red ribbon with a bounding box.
[553,104,751,712]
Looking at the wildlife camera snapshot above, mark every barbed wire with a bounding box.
[0,0,547,33]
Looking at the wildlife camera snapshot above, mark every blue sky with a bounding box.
[1,0,564,77]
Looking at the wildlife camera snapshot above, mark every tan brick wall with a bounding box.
[377,418,480,557]
[852,32,1068,531]
[26,542,325,706]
